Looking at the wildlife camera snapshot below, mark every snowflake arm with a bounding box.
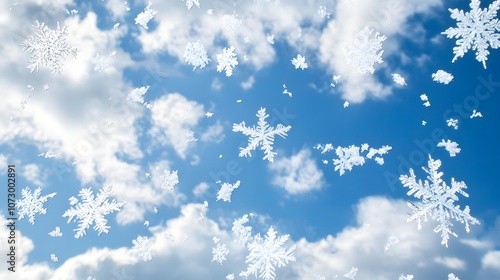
[63,187,126,238]
[233,108,291,162]
[442,0,500,68]
[399,155,480,247]
[16,187,57,224]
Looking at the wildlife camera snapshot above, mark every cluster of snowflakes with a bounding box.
[14,0,497,278]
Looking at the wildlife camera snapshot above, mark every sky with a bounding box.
[1,0,500,279]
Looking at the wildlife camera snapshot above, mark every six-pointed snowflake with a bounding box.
[212,237,230,264]
[132,235,153,261]
[240,226,296,280]
[345,25,387,75]
[399,155,480,247]
[291,54,308,70]
[184,40,210,70]
[442,0,500,68]
[233,108,292,162]
[16,187,57,224]
[217,46,239,76]
[21,21,78,74]
[62,187,126,238]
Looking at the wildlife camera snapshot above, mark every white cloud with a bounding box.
[200,121,225,143]
[240,75,255,90]
[21,163,46,187]
[482,251,500,270]
[193,182,210,197]
[269,148,325,195]
[434,256,467,270]
[149,93,205,159]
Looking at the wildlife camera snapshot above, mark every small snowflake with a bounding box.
[345,26,386,75]
[184,40,210,70]
[344,267,358,279]
[220,13,242,33]
[183,0,200,10]
[217,180,241,202]
[160,170,179,191]
[50,254,58,262]
[48,227,63,237]
[398,275,414,280]
[232,214,253,247]
[470,109,483,118]
[91,53,108,72]
[343,101,350,108]
[132,235,152,261]
[217,46,238,77]
[282,84,292,97]
[432,70,454,84]
[384,235,400,252]
[448,273,461,280]
[437,139,461,157]
[17,187,57,224]
[317,6,331,18]
[392,73,407,86]
[420,94,431,107]
[291,54,308,70]
[447,118,459,130]
[212,237,230,264]
[266,33,275,44]
[135,1,158,30]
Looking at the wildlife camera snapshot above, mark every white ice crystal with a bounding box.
[184,40,210,70]
[48,227,63,237]
[345,26,386,75]
[63,187,125,238]
[160,170,179,191]
[291,54,308,70]
[420,94,431,107]
[17,187,57,225]
[432,70,454,84]
[384,235,400,252]
[437,139,461,157]
[90,53,108,72]
[399,155,480,247]
[21,21,77,74]
[333,145,365,175]
[392,73,407,86]
[240,226,296,280]
[344,267,358,279]
[132,235,152,261]
[448,273,461,280]
[233,107,292,162]
[217,180,241,202]
[470,109,483,118]
[217,46,238,76]
[212,237,230,264]
[232,214,253,247]
[442,0,500,68]
[398,275,414,280]
[183,0,200,10]
[220,13,242,34]
[135,2,158,30]
[447,118,459,130]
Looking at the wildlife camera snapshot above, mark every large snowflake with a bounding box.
[399,155,480,247]
[233,108,292,162]
[345,25,386,75]
[21,21,77,75]
[63,187,126,239]
[216,46,238,77]
[17,187,57,225]
[239,226,296,280]
[442,0,500,69]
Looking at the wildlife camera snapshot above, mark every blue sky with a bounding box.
[1,0,500,279]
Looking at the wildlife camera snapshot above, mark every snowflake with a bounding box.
[132,235,152,261]
[282,84,292,97]
[331,75,341,87]
[21,21,77,75]
[48,227,63,237]
[233,107,292,162]
[447,118,459,130]
[220,13,242,34]
[392,73,407,86]
[126,86,152,109]
[343,101,350,108]
[183,0,200,10]
[267,33,275,44]
[50,253,58,262]
[217,46,238,77]
[344,267,358,279]
[470,109,483,118]
[437,139,461,157]
[62,187,126,238]
[384,235,400,252]
[16,187,57,224]
[160,170,179,191]
[217,180,241,202]
[345,25,386,75]
[240,226,296,280]
[398,275,414,280]
[333,145,365,175]
[442,0,500,68]
[185,130,198,142]
[448,273,460,280]
[232,214,253,247]
[91,53,108,72]
[135,1,158,30]
[317,5,331,19]
[212,237,230,264]
[226,274,235,280]
[291,54,308,70]
[432,70,454,84]
[184,40,210,70]
[420,94,431,107]
[399,155,480,247]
